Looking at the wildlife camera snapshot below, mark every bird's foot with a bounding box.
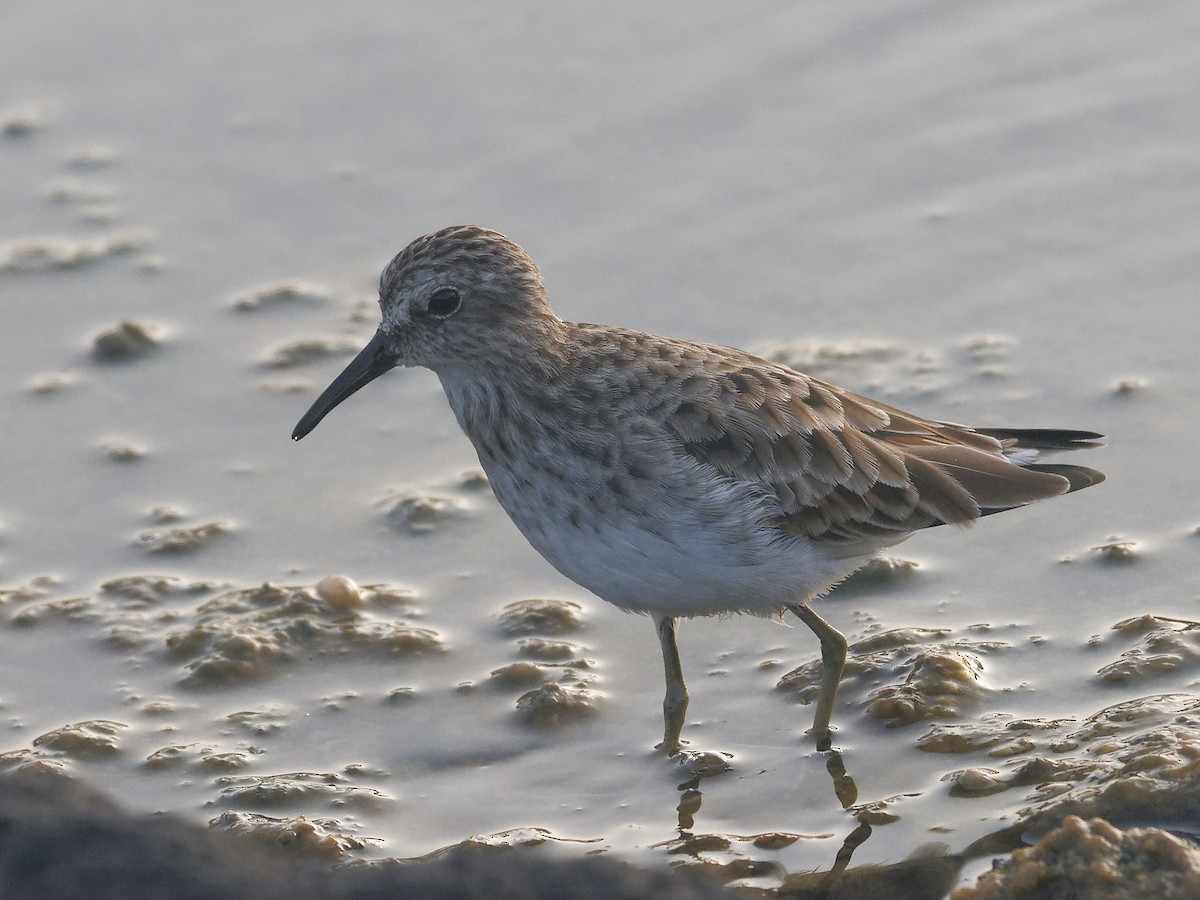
[655,737,685,757]
[809,726,835,753]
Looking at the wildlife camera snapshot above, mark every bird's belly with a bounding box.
[482,462,860,617]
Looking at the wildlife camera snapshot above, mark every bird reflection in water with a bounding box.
[659,748,963,899]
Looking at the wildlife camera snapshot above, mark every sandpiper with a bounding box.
[292,226,1104,754]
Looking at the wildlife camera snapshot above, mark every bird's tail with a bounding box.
[977,428,1106,494]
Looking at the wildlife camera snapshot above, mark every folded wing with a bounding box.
[662,354,1104,553]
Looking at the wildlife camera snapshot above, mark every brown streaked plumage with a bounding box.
[292,225,1105,755]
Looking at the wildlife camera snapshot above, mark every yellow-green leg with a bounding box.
[787,602,847,752]
[654,615,688,756]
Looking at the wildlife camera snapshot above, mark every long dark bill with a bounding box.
[291,329,395,441]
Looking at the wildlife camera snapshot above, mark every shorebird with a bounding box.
[292,226,1104,754]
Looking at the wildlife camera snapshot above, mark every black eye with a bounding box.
[426,287,462,319]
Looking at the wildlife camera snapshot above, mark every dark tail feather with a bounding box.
[1023,463,1106,493]
[978,427,1106,494]
[976,428,1105,451]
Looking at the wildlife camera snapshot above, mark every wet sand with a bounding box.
[2,2,1199,896]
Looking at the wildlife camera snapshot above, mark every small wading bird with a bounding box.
[292,226,1104,755]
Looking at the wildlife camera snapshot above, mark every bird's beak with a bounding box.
[291,329,395,441]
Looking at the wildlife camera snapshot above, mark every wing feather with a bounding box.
[659,346,1101,548]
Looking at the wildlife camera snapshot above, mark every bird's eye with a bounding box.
[426,287,462,319]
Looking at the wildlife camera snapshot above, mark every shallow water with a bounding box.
[2,2,1199,894]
